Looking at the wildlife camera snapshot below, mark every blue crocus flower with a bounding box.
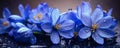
[77,2,115,44]
[60,10,83,36]
[41,8,75,44]
[10,22,36,44]
[29,3,50,24]
[0,8,12,34]
[8,4,30,23]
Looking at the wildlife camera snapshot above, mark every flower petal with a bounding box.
[51,8,60,25]
[50,31,60,44]
[24,4,30,19]
[92,32,104,44]
[8,15,24,23]
[107,8,113,16]
[77,5,81,19]
[91,5,103,24]
[97,29,115,38]
[41,22,52,33]
[81,15,92,27]
[59,20,75,31]
[81,2,92,17]
[3,8,11,19]
[59,29,74,38]
[97,16,113,28]
[18,4,25,18]
[79,27,91,39]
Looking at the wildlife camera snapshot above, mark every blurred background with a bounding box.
[0,0,120,21]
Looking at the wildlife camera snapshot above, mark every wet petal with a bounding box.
[59,29,74,38]
[91,5,103,24]
[97,29,115,38]
[51,8,60,25]
[92,33,104,44]
[60,20,75,31]
[81,2,92,17]
[41,22,52,33]
[79,27,91,39]
[50,31,60,44]
[97,16,113,28]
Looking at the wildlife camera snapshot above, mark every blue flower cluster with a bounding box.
[0,2,117,45]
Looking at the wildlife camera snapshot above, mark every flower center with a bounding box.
[3,21,9,26]
[33,13,42,21]
[91,24,98,32]
[55,24,60,30]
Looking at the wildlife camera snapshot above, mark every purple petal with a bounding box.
[92,32,104,44]
[50,31,60,44]
[79,27,91,39]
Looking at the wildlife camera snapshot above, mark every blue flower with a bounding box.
[60,10,83,36]
[8,4,30,23]
[77,2,115,44]
[0,8,12,34]
[41,8,75,44]
[29,3,50,24]
[10,22,36,44]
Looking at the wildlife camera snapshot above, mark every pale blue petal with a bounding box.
[51,8,60,25]
[41,22,52,33]
[59,29,74,38]
[97,16,113,28]
[91,5,103,24]
[50,31,60,44]
[81,15,92,27]
[97,29,115,38]
[9,15,24,23]
[59,20,75,31]
[81,2,92,17]
[92,32,104,44]
[79,27,91,39]
[77,5,81,19]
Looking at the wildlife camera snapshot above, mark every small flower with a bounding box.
[41,8,75,44]
[29,3,50,24]
[11,23,36,44]
[0,8,12,34]
[77,2,115,44]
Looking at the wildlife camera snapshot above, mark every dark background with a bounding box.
[0,0,120,21]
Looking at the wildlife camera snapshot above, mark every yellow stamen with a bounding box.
[33,13,42,21]
[91,24,98,32]
[3,21,9,26]
[55,24,60,30]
